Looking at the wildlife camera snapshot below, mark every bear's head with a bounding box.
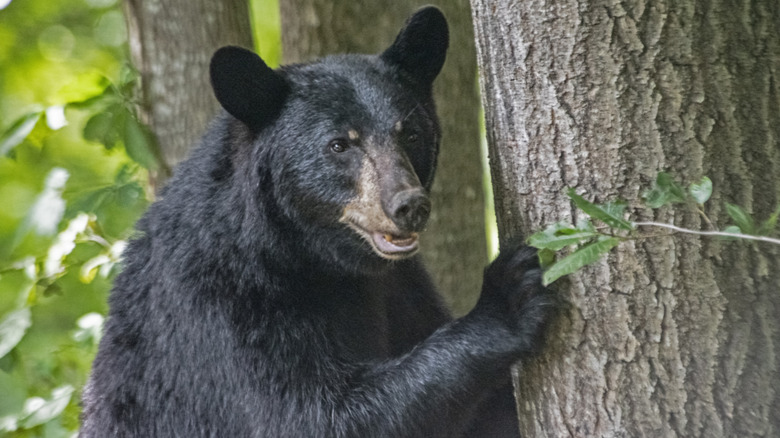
[209,7,448,271]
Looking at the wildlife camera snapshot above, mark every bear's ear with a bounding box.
[380,6,449,87]
[210,46,289,131]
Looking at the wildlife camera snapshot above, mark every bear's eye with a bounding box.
[407,133,419,143]
[329,139,349,153]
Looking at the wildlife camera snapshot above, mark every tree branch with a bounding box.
[633,221,780,245]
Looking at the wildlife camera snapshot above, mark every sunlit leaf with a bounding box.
[80,254,111,283]
[18,385,74,429]
[0,415,17,433]
[66,81,117,110]
[543,237,621,285]
[43,213,91,278]
[73,312,104,344]
[567,189,633,230]
[688,176,713,205]
[725,203,755,234]
[109,239,127,259]
[25,168,69,236]
[0,308,32,359]
[44,105,68,130]
[0,111,42,156]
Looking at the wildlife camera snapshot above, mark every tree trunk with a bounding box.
[470,0,780,436]
[124,0,253,186]
[281,1,486,315]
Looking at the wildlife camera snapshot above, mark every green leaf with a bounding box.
[576,218,596,232]
[118,182,143,207]
[0,111,42,156]
[83,110,119,149]
[643,187,668,209]
[721,225,742,240]
[66,80,116,110]
[537,248,555,269]
[758,205,780,236]
[543,237,621,285]
[567,189,633,230]
[66,92,111,110]
[643,172,686,208]
[114,163,137,184]
[688,176,713,204]
[658,172,686,202]
[725,203,755,234]
[122,113,159,170]
[0,308,32,359]
[527,221,600,251]
[66,187,111,217]
[603,201,628,221]
[118,64,139,94]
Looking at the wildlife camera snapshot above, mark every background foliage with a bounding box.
[0,0,279,435]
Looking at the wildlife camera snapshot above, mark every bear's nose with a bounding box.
[388,188,431,232]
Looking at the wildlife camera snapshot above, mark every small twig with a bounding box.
[626,232,677,240]
[696,208,716,231]
[633,221,780,245]
[81,234,112,249]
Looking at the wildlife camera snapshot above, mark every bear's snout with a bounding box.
[387,188,430,232]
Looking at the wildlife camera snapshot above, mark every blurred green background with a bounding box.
[0,0,279,435]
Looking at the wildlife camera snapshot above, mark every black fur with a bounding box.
[80,7,555,437]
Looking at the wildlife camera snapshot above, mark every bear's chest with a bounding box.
[321,286,391,362]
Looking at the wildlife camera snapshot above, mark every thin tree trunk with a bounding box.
[471,0,780,436]
[281,1,486,315]
[124,0,253,187]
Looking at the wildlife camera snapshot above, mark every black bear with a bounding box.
[80,7,554,437]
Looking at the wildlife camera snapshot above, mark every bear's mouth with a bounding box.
[371,231,420,257]
[344,221,420,260]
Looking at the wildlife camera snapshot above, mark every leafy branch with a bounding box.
[1,67,162,171]
[529,173,780,285]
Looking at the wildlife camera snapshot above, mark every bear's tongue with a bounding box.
[372,232,419,254]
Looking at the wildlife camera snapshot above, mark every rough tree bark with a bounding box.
[470,0,780,436]
[124,0,253,186]
[281,1,486,315]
